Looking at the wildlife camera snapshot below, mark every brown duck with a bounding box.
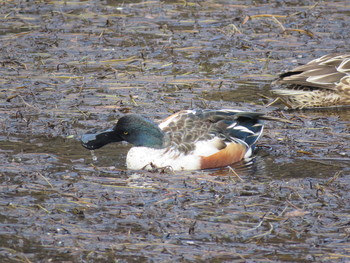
[272,54,350,109]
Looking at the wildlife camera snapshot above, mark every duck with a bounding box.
[272,54,350,109]
[81,109,281,171]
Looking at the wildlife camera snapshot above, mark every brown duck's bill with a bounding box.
[81,128,122,150]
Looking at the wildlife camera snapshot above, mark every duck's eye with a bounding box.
[123,131,129,135]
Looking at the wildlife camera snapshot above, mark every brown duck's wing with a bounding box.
[276,54,350,90]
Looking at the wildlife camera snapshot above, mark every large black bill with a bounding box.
[81,128,122,150]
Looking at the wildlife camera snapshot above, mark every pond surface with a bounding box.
[0,0,349,262]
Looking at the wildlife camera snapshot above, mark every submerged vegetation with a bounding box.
[0,0,349,262]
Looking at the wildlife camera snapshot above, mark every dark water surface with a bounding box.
[1,0,349,262]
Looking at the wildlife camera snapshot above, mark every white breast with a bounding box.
[126,137,226,171]
[125,147,201,171]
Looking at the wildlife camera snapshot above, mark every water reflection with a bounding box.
[1,125,347,181]
[1,134,347,179]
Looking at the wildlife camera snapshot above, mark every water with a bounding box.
[0,0,349,261]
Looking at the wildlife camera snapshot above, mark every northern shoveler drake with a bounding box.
[81,109,280,171]
[272,54,350,109]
